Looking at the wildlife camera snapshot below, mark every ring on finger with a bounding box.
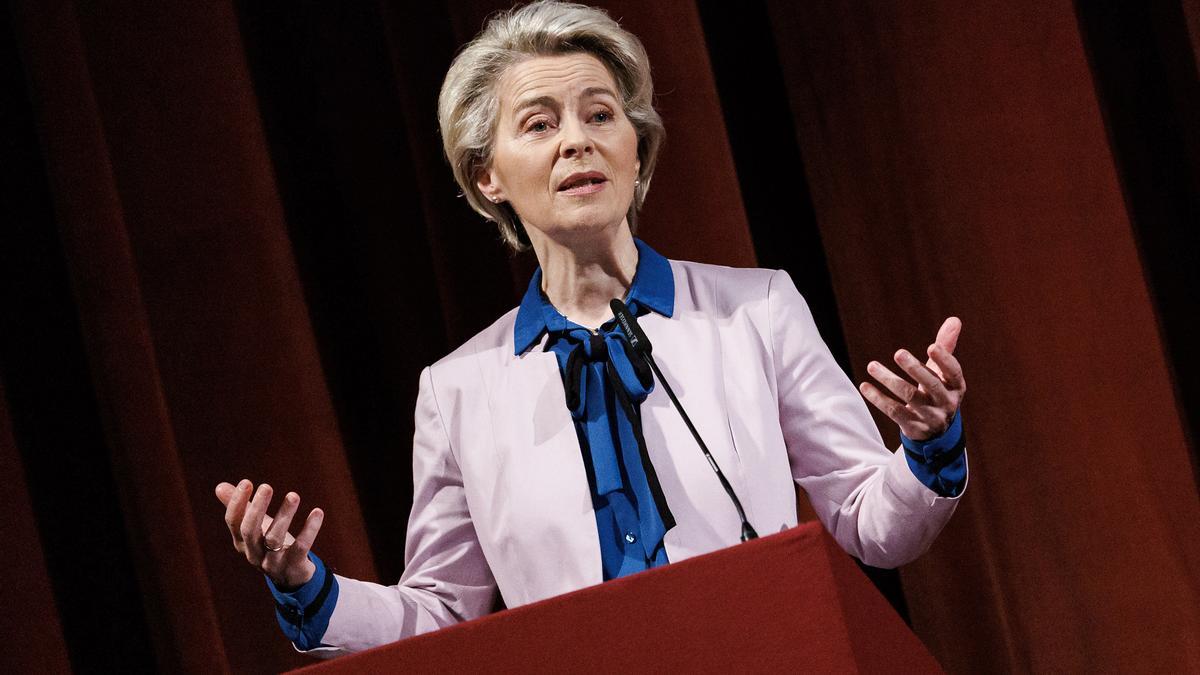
[264,539,284,553]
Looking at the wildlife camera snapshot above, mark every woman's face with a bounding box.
[478,53,640,247]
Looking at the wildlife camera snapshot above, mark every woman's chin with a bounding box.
[529,208,629,241]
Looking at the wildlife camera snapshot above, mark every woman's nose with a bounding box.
[558,119,593,158]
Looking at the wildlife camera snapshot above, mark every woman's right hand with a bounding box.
[215,479,325,590]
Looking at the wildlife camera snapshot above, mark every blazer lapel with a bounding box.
[635,298,750,558]
[488,340,604,599]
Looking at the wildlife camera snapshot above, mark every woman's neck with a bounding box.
[532,225,638,330]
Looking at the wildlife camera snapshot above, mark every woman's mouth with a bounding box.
[557,172,608,195]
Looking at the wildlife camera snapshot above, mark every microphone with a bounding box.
[610,299,759,542]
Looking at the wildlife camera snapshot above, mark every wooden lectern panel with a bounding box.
[294,523,942,673]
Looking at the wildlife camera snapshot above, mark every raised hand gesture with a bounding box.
[859,317,966,441]
[215,480,325,590]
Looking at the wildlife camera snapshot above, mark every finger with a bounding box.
[927,343,966,392]
[934,317,962,354]
[859,381,916,425]
[215,482,236,506]
[263,492,300,553]
[283,508,324,569]
[224,479,253,547]
[894,349,951,405]
[240,483,274,562]
[866,360,917,404]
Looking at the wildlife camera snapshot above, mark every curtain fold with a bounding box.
[12,4,229,671]
[0,383,72,674]
[13,1,378,671]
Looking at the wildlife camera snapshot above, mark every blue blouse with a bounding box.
[513,238,677,580]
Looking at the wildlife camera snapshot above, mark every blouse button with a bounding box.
[625,532,637,544]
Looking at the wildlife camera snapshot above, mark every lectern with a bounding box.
[291,522,942,673]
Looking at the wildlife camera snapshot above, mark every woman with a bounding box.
[216,0,967,656]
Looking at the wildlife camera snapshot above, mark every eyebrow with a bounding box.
[513,95,560,117]
[580,86,618,101]
[512,87,620,117]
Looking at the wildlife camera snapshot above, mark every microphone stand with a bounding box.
[611,299,758,542]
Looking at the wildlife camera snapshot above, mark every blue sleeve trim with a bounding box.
[264,552,339,649]
[901,411,967,497]
[901,410,963,460]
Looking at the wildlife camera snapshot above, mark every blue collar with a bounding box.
[513,238,675,355]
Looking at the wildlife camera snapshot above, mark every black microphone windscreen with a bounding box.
[610,299,653,355]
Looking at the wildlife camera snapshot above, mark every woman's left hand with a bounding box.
[859,317,966,441]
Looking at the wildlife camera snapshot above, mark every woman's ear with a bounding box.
[476,167,505,205]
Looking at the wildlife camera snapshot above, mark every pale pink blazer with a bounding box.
[306,260,964,656]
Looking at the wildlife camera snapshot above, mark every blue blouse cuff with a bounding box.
[264,551,338,650]
[901,411,967,497]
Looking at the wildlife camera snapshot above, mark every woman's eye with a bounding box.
[592,111,611,123]
[528,120,549,133]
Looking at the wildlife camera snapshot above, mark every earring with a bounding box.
[634,179,642,189]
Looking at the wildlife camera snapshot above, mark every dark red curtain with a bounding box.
[766,1,1200,671]
[2,0,1197,672]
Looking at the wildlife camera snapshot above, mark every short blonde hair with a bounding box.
[438,1,665,251]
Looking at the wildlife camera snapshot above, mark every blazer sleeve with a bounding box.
[299,366,498,657]
[768,269,965,568]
